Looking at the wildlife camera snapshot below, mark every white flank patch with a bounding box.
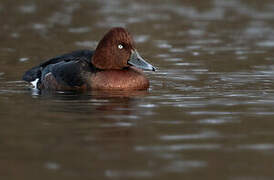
[30,78,39,89]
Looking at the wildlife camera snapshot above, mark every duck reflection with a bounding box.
[30,89,149,121]
[32,89,150,150]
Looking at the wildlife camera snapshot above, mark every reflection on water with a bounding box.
[1,0,274,179]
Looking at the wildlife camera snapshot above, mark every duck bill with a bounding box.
[128,50,156,71]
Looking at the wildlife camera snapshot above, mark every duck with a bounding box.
[22,27,156,91]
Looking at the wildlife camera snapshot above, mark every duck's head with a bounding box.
[92,27,155,71]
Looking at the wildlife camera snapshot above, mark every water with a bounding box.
[1,0,274,179]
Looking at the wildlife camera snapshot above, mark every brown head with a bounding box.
[92,27,155,71]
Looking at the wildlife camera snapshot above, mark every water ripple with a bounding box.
[105,170,153,178]
[68,27,91,33]
[163,160,207,172]
[135,144,221,152]
[160,131,220,141]
[238,144,274,151]
[19,4,36,14]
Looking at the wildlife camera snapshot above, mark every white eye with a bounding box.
[118,44,123,49]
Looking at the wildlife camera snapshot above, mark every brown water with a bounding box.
[1,0,274,179]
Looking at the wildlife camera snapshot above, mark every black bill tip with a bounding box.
[128,50,156,71]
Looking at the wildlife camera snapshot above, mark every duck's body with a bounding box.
[23,50,93,90]
[22,28,155,91]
